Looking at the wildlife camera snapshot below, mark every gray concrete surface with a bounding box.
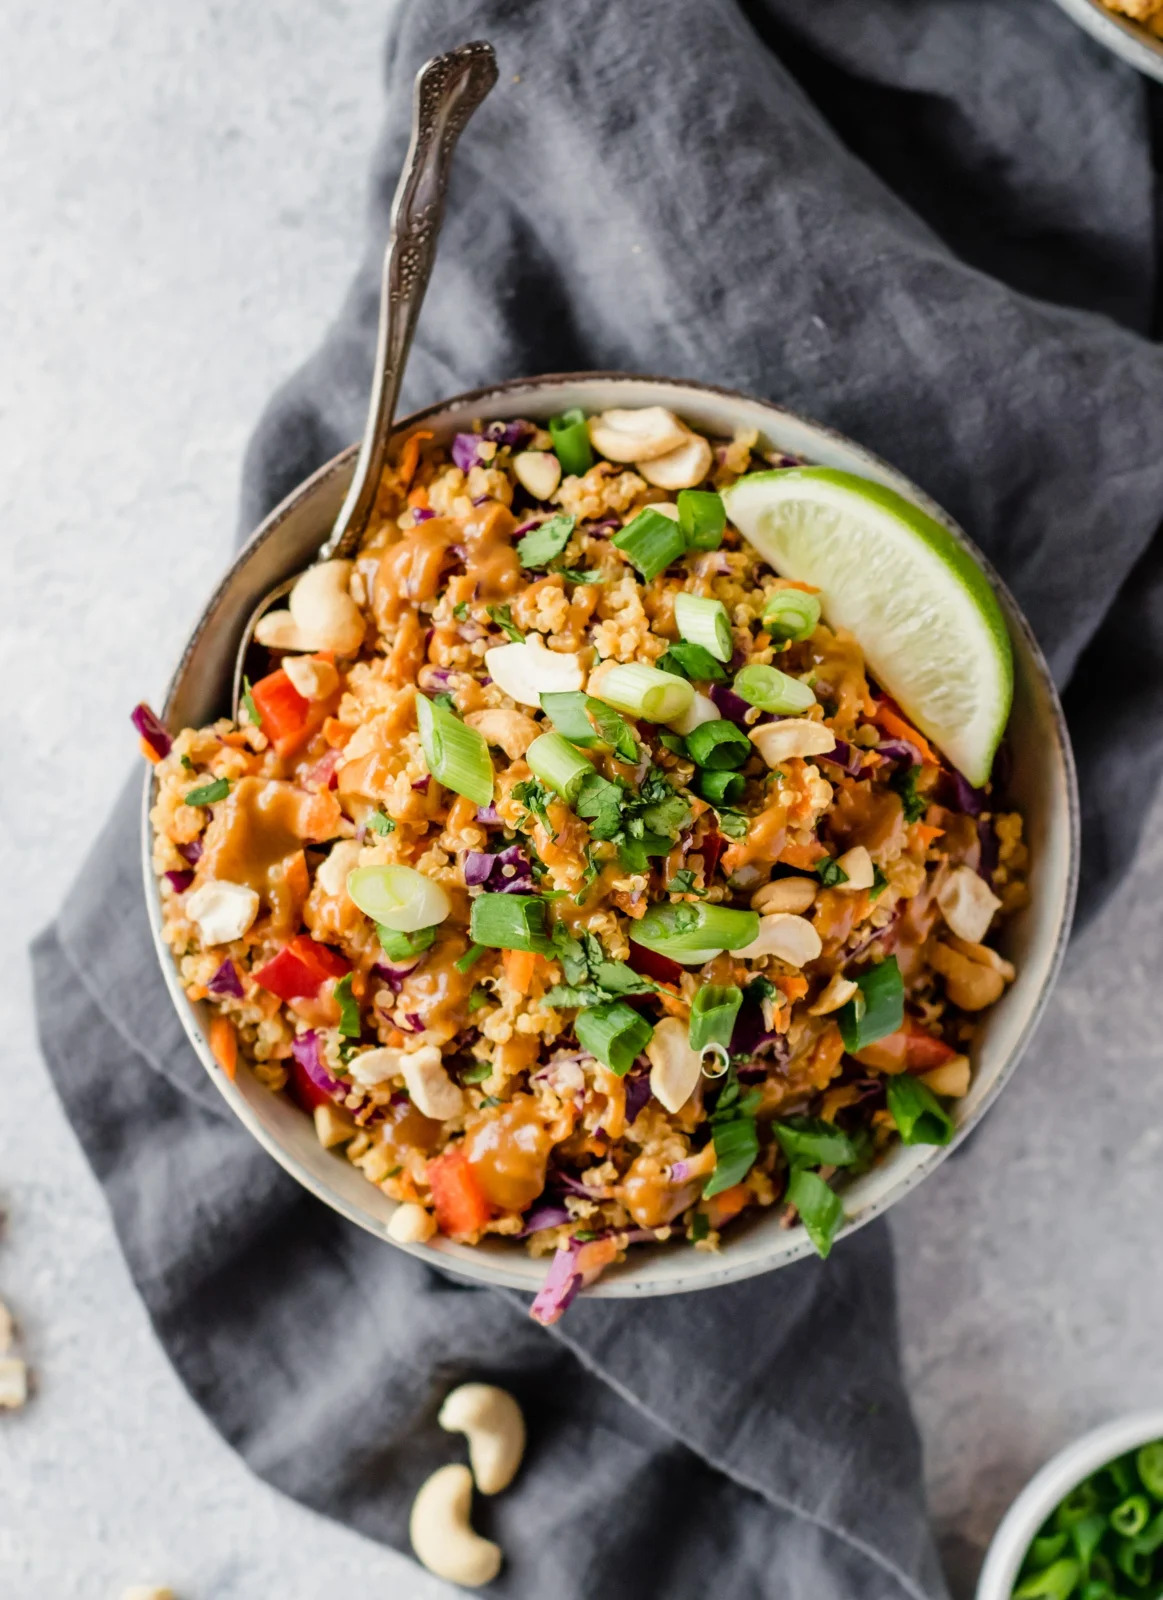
[1,5,1160,1598]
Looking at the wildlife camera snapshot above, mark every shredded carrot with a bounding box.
[779,839,828,870]
[784,579,819,595]
[502,948,540,994]
[282,849,310,907]
[912,823,945,847]
[322,717,354,749]
[875,704,938,765]
[209,1015,238,1080]
[773,974,808,1004]
[397,428,434,490]
[407,485,430,509]
[707,1185,750,1226]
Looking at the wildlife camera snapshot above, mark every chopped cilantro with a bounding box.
[184,777,230,807]
[816,856,850,888]
[715,807,749,839]
[383,1164,403,1178]
[467,988,490,1014]
[690,1212,710,1243]
[667,869,706,898]
[541,926,656,1009]
[513,777,554,832]
[240,676,260,727]
[555,567,602,584]
[517,512,575,569]
[180,754,195,772]
[575,843,603,904]
[870,865,889,900]
[656,731,687,756]
[432,692,456,713]
[480,1094,503,1108]
[367,810,395,835]
[575,772,625,840]
[892,765,927,823]
[487,604,525,642]
[453,600,470,621]
[334,974,361,1039]
[573,1229,600,1242]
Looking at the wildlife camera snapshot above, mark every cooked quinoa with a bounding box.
[141,405,1026,1323]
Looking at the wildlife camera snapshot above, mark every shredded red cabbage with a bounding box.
[163,869,194,894]
[370,961,416,992]
[623,1068,652,1125]
[290,1031,345,1097]
[730,996,780,1056]
[519,1204,573,1238]
[411,776,431,793]
[463,845,534,893]
[207,958,244,998]
[475,803,502,826]
[552,1170,612,1200]
[412,506,435,522]
[709,683,753,726]
[938,768,985,816]
[451,433,484,472]
[132,702,172,759]
[177,838,203,865]
[820,740,866,778]
[530,1241,585,1324]
[977,817,999,883]
[483,418,534,448]
[875,738,923,767]
[627,941,685,987]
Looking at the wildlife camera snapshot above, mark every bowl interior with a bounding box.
[145,374,1078,1298]
[1050,0,1163,81]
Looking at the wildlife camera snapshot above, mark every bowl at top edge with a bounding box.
[976,1410,1163,1600]
[1048,0,1163,81]
[141,371,1079,1300]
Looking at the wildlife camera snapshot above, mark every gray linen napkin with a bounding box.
[33,0,1163,1595]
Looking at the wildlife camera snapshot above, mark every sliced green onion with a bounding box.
[376,924,437,961]
[1028,1534,1069,1570]
[348,864,452,933]
[461,1060,491,1083]
[763,588,822,642]
[656,639,728,683]
[334,974,361,1038]
[1139,1444,1163,1500]
[469,891,551,952]
[549,408,593,477]
[1013,1558,1082,1599]
[688,985,742,1053]
[674,593,732,662]
[185,777,230,806]
[1114,1543,1152,1588]
[703,1114,759,1198]
[1113,1496,1152,1538]
[526,731,593,803]
[454,942,486,974]
[575,1001,653,1076]
[774,1117,859,1169]
[598,663,694,723]
[1054,1481,1100,1528]
[885,1074,954,1146]
[541,691,637,762]
[677,488,725,551]
[1131,1509,1163,1556]
[517,513,575,569]
[684,718,752,770]
[634,902,759,960]
[785,1167,844,1258]
[1069,1514,1107,1568]
[733,663,816,715]
[837,956,904,1052]
[698,769,745,805]
[612,507,687,582]
[416,693,495,807]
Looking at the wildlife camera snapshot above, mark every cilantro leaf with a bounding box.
[334,974,361,1038]
[367,810,395,835]
[432,692,456,713]
[487,604,525,643]
[656,641,728,683]
[667,869,706,898]
[453,600,470,621]
[575,772,625,840]
[870,865,888,900]
[816,856,850,888]
[517,513,576,569]
[513,777,554,832]
[891,765,927,823]
[240,676,260,728]
[185,777,230,807]
[555,567,603,584]
[715,807,749,839]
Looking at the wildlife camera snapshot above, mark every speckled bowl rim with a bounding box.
[142,371,1079,1298]
[1049,0,1163,81]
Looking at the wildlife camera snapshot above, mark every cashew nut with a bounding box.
[650,501,681,520]
[645,1016,703,1113]
[667,689,720,736]
[410,1463,502,1587]
[750,718,836,766]
[388,1201,437,1244]
[919,1055,972,1098]
[809,972,859,1016]
[484,639,584,707]
[512,450,562,501]
[185,880,260,946]
[400,1045,465,1120]
[0,1358,27,1409]
[736,913,822,967]
[282,654,339,702]
[928,940,1010,1010]
[464,707,541,760]
[751,877,818,915]
[253,607,313,652]
[439,1383,526,1494]
[315,839,362,897]
[313,1102,356,1149]
[937,864,1002,944]
[256,561,364,656]
[637,430,714,492]
[834,846,875,891]
[588,406,689,463]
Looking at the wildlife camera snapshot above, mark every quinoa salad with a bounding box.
[139,402,1027,1323]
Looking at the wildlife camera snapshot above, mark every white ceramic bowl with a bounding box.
[142,373,1079,1298]
[1049,0,1163,81]
[977,1410,1163,1598]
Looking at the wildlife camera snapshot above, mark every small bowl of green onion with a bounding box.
[977,1412,1163,1600]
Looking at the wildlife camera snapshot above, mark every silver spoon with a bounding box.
[231,39,498,717]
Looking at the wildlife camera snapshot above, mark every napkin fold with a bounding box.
[34,1,1163,1594]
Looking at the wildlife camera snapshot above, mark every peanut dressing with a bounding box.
[463,1095,554,1211]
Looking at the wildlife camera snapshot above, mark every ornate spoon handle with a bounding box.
[320,40,498,560]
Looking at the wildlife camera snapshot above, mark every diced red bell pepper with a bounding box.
[303,747,342,792]
[627,940,685,988]
[288,1054,334,1113]
[428,1148,493,1238]
[902,1019,959,1071]
[701,829,726,882]
[250,667,331,760]
[254,934,350,1003]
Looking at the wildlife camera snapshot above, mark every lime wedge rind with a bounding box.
[721,468,1013,787]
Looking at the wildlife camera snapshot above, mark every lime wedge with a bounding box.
[721,468,1012,786]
